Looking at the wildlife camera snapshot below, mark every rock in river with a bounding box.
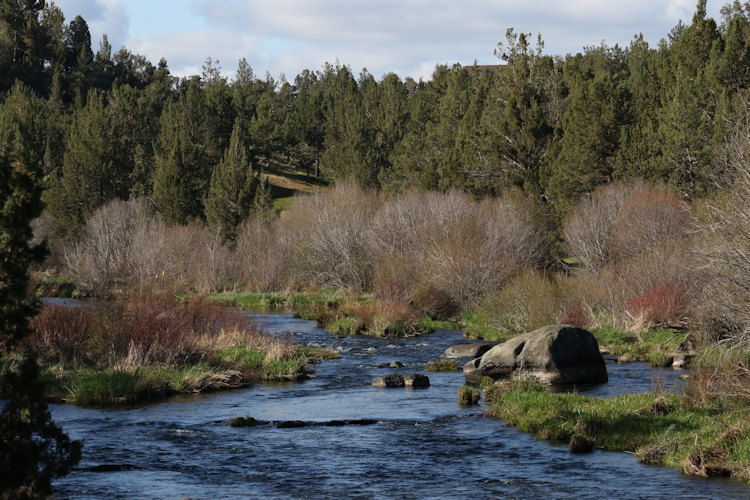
[372,374,405,388]
[403,374,430,388]
[444,343,495,359]
[463,325,607,385]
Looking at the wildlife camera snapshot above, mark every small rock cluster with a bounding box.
[371,373,430,388]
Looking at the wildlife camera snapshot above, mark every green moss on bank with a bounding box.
[487,387,750,481]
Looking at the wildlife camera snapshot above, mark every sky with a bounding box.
[53,0,726,81]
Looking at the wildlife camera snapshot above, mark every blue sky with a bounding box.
[53,0,725,80]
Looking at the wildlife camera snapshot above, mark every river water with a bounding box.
[50,311,750,499]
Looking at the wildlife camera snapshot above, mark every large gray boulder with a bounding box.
[463,325,607,385]
[444,342,495,359]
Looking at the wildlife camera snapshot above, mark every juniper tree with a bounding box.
[204,120,259,241]
[0,81,80,498]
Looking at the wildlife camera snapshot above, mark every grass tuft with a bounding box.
[426,359,460,372]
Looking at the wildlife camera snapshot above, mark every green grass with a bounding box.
[19,343,339,407]
[426,359,460,372]
[207,290,367,310]
[325,316,364,335]
[273,196,295,211]
[218,347,266,370]
[56,365,216,407]
[460,311,515,342]
[592,326,687,362]
[458,385,481,405]
[33,274,82,298]
[420,317,459,331]
[293,345,341,361]
[487,386,750,481]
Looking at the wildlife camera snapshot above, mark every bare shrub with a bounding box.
[29,296,256,368]
[694,164,750,345]
[565,180,655,269]
[29,305,94,364]
[572,240,693,329]
[64,198,154,294]
[235,214,291,292]
[611,191,690,261]
[367,190,476,307]
[129,222,233,295]
[420,195,545,309]
[280,181,378,291]
[472,270,573,337]
[368,190,545,311]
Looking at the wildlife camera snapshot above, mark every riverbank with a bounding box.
[4,296,339,407]
[485,384,750,482]
[25,344,338,407]
[208,291,455,337]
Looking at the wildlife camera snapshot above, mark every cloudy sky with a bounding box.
[53,0,725,80]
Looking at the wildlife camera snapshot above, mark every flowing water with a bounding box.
[49,310,750,499]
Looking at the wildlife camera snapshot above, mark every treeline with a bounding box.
[4,1,750,241]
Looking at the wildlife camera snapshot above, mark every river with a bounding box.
[50,310,750,499]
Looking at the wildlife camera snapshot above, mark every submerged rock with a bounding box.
[444,343,495,359]
[403,374,430,388]
[372,374,405,388]
[569,435,594,454]
[389,361,404,368]
[229,416,265,427]
[463,325,608,385]
[275,420,307,428]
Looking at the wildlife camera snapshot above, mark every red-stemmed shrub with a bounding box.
[29,304,95,364]
[624,282,687,326]
[561,303,591,329]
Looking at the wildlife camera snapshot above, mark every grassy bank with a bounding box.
[207,290,363,310]
[486,384,750,481]
[28,343,339,407]
[592,326,688,364]
[209,290,456,338]
[8,296,340,407]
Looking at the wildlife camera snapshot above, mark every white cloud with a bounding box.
[128,30,259,78]
[56,0,725,80]
[54,0,129,49]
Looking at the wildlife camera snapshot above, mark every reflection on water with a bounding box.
[50,311,750,499]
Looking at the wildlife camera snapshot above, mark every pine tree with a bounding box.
[0,81,80,498]
[289,69,325,176]
[654,1,723,196]
[204,120,259,240]
[152,79,216,223]
[544,60,631,213]
[0,0,53,93]
[46,89,132,233]
[475,31,560,196]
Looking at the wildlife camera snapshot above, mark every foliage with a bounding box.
[0,81,80,497]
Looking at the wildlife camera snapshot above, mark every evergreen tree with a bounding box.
[0,81,80,498]
[544,59,631,213]
[655,1,723,196]
[475,31,560,196]
[204,120,259,240]
[46,89,133,232]
[152,79,216,223]
[0,0,51,93]
[289,69,325,176]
